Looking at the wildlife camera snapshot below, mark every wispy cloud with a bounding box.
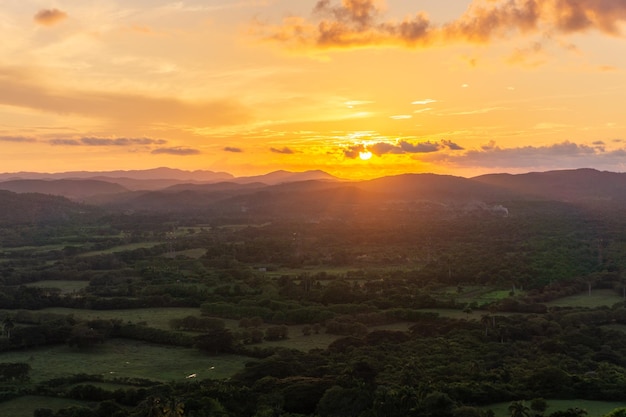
[34,9,68,26]
[255,0,626,51]
[151,147,201,155]
[0,69,251,128]
[270,146,295,154]
[49,137,167,146]
[224,147,243,153]
[0,136,37,143]
[412,99,437,105]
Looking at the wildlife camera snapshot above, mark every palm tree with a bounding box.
[509,401,531,417]
[162,399,185,417]
[480,314,492,336]
[2,316,15,339]
[133,396,164,417]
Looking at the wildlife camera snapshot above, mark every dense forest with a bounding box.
[2,170,626,416]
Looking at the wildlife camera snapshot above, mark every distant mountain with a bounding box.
[360,173,513,201]
[0,167,234,182]
[472,168,626,201]
[231,170,341,185]
[4,168,626,212]
[0,168,340,191]
[0,179,129,200]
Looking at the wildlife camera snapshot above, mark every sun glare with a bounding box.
[359,151,372,160]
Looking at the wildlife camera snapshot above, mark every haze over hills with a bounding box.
[1,168,626,214]
[0,168,341,191]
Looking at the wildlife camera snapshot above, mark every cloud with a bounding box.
[425,140,609,169]
[0,136,37,143]
[256,0,626,51]
[0,68,251,128]
[49,137,167,146]
[344,143,365,158]
[344,139,464,158]
[151,147,201,155]
[412,99,437,105]
[224,146,243,153]
[400,141,440,153]
[270,146,295,154]
[34,9,68,26]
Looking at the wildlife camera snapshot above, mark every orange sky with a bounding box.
[1,0,626,179]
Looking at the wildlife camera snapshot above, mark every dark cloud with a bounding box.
[224,147,243,153]
[80,137,167,146]
[151,147,201,156]
[34,9,68,26]
[344,143,365,159]
[425,140,608,169]
[0,136,37,143]
[49,137,167,146]
[370,142,403,156]
[344,139,462,159]
[259,0,626,50]
[441,140,464,151]
[50,139,80,146]
[270,146,295,154]
[399,140,440,153]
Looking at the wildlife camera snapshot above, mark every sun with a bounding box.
[359,150,372,160]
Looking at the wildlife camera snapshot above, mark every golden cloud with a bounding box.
[256,0,626,50]
[34,8,68,26]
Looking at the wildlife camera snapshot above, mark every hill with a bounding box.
[0,179,129,200]
[472,168,626,202]
[0,190,93,225]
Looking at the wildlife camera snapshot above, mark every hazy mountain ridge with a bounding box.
[472,168,626,201]
[2,168,626,214]
[0,179,129,199]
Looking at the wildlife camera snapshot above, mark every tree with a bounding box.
[509,401,531,417]
[194,329,234,355]
[2,316,15,339]
[162,399,185,417]
[530,398,548,417]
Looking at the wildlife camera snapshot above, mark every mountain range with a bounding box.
[1,168,625,215]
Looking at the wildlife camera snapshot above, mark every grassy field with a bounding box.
[78,242,163,257]
[163,247,207,259]
[545,289,624,308]
[0,396,90,417]
[484,399,626,417]
[0,339,249,383]
[24,280,90,294]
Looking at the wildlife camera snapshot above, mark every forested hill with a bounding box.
[0,179,128,199]
[472,168,626,201]
[2,168,626,216]
[0,190,93,225]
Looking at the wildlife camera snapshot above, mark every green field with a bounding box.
[163,247,207,259]
[0,396,90,417]
[79,242,163,257]
[485,400,626,417]
[0,338,249,382]
[545,289,624,308]
[25,280,90,294]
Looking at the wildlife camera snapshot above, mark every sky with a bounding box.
[1,0,626,179]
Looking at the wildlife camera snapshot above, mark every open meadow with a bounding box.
[0,338,248,383]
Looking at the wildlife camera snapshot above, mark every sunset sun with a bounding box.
[359,151,373,161]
